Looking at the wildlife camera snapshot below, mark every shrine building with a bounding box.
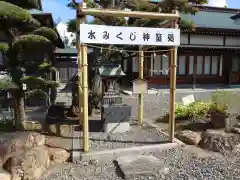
[124,6,240,86]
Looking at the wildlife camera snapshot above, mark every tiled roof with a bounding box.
[98,65,126,77]
[55,48,77,54]
[55,48,93,54]
[28,9,50,15]
[180,45,240,49]
[181,10,240,30]
[151,0,240,30]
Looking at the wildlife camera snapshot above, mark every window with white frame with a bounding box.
[232,56,240,72]
[197,56,203,75]
[153,54,169,75]
[204,56,211,75]
[193,55,220,75]
[177,56,186,75]
[132,56,139,72]
[211,56,218,75]
[189,56,194,75]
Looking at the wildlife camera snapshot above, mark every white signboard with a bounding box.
[80,24,180,46]
[181,94,195,106]
[22,83,27,91]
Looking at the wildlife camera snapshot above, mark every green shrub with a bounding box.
[175,103,189,119]
[210,90,232,115]
[174,101,211,121]
[187,101,211,120]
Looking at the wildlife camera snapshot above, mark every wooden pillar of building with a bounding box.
[228,54,233,88]
[192,56,197,89]
[138,47,144,126]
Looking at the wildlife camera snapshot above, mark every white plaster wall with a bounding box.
[190,35,224,45]
[234,19,240,25]
[225,36,240,46]
[207,0,226,7]
[180,34,188,44]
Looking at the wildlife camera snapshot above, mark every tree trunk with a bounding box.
[72,83,78,105]
[13,90,25,130]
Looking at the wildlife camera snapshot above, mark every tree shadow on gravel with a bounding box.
[113,160,125,179]
[178,122,214,132]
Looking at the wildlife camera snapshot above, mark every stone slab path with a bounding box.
[116,155,166,179]
[40,145,240,180]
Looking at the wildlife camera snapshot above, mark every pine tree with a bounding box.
[66,0,208,111]
[0,0,61,129]
[67,0,208,60]
[67,0,208,32]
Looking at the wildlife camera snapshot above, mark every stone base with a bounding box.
[104,122,130,133]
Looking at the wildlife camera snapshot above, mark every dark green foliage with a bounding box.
[0,1,40,31]
[26,89,49,100]
[37,61,57,74]
[0,1,60,128]
[1,0,39,9]
[22,76,59,89]
[0,43,9,53]
[0,74,19,90]
[67,0,207,32]
[0,116,14,132]
[30,27,59,46]
[67,19,76,32]
[12,35,54,54]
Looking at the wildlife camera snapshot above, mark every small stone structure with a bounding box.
[100,64,131,133]
[102,90,132,133]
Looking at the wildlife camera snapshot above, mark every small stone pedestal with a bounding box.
[102,104,131,133]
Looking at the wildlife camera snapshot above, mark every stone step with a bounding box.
[116,155,167,179]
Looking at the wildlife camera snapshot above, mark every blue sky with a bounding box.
[42,0,240,23]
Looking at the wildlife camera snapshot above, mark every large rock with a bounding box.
[175,130,202,145]
[8,146,50,180]
[232,144,240,153]
[116,155,165,179]
[0,168,11,180]
[47,147,70,165]
[200,129,240,153]
[0,132,45,166]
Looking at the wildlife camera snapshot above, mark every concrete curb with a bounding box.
[73,142,179,163]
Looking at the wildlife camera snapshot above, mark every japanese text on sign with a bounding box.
[80,24,180,46]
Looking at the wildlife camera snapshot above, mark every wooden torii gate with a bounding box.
[72,0,180,152]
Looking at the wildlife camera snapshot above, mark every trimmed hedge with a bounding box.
[0,1,40,30]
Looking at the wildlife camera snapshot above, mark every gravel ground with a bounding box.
[40,145,240,180]
[40,89,240,179]
[76,121,169,151]
[122,90,240,120]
